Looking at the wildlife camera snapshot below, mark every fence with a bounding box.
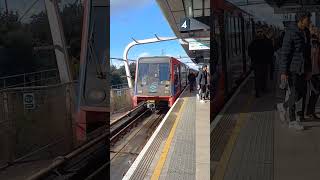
[0,83,74,167]
[0,69,59,90]
[110,87,133,115]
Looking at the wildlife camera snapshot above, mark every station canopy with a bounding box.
[156,0,210,64]
[265,0,320,13]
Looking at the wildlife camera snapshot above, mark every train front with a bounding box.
[133,57,172,109]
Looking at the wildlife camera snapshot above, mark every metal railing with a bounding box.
[0,83,74,169]
[111,83,129,90]
[0,69,59,90]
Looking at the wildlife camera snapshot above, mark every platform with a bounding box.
[211,72,320,180]
[123,87,210,180]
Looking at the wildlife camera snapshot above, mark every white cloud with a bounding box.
[138,52,150,58]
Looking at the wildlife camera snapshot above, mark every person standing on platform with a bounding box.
[264,26,276,80]
[188,72,195,92]
[277,11,312,130]
[248,26,274,97]
[305,30,320,119]
[198,65,208,103]
[192,72,197,92]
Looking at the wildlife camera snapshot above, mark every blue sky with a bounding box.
[110,0,194,67]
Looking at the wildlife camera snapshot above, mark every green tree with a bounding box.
[110,65,122,86]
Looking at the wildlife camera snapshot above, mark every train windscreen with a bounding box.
[136,59,171,96]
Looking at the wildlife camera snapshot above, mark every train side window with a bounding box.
[233,17,238,56]
[227,15,232,58]
[237,17,242,55]
[174,65,178,85]
[231,16,235,57]
[233,17,237,56]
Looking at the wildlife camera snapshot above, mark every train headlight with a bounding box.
[86,88,106,104]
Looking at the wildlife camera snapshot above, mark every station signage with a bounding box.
[274,6,320,14]
[185,38,210,50]
[23,93,35,110]
[179,17,210,32]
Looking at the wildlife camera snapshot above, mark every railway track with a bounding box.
[26,102,166,180]
[110,109,166,180]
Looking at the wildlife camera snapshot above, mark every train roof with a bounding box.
[137,56,196,69]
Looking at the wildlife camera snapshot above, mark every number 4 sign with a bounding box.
[180,18,190,32]
[179,17,209,32]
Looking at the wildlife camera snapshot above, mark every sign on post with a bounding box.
[274,6,320,14]
[185,38,210,50]
[24,93,35,110]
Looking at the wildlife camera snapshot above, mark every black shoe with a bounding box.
[255,94,261,98]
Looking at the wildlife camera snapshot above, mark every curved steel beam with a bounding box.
[122,36,179,89]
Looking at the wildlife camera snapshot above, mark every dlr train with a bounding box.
[132,56,197,109]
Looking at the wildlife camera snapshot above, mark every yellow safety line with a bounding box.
[212,95,254,180]
[151,98,189,180]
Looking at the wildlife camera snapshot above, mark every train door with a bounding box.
[210,9,228,115]
[240,16,247,74]
[171,60,180,97]
[178,64,181,93]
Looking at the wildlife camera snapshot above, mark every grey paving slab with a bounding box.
[213,67,320,180]
[210,76,276,180]
[164,95,196,180]
[223,110,274,180]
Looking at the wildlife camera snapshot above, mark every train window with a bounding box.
[58,0,84,80]
[159,63,170,81]
[174,64,179,93]
[233,17,238,56]
[0,0,58,78]
[228,16,232,58]
[137,62,171,96]
[232,17,236,57]
[138,63,149,85]
[237,18,242,55]
[234,17,238,56]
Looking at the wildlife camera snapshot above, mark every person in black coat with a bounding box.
[198,65,208,102]
[188,72,195,92]
[248,26,274,97]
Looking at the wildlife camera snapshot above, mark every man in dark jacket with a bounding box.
[188,72,195,92]
[248,26,274,97]
[198,65,208,102]
[277,11,312,130]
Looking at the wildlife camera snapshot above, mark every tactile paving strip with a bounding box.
[223,111,274,180]
[164,96,196,180]
[129,100,183,180]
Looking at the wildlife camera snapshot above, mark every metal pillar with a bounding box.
[44,0,72,83]
[76,0,109,142]
[122,36,179,89]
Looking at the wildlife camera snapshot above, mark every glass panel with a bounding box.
[58,0,84,80]
[137,62,170,96]
[0,0,57,79]
[159,63,170,81]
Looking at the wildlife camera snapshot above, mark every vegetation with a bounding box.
[0,2,83,78]
[111,63,136,86]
